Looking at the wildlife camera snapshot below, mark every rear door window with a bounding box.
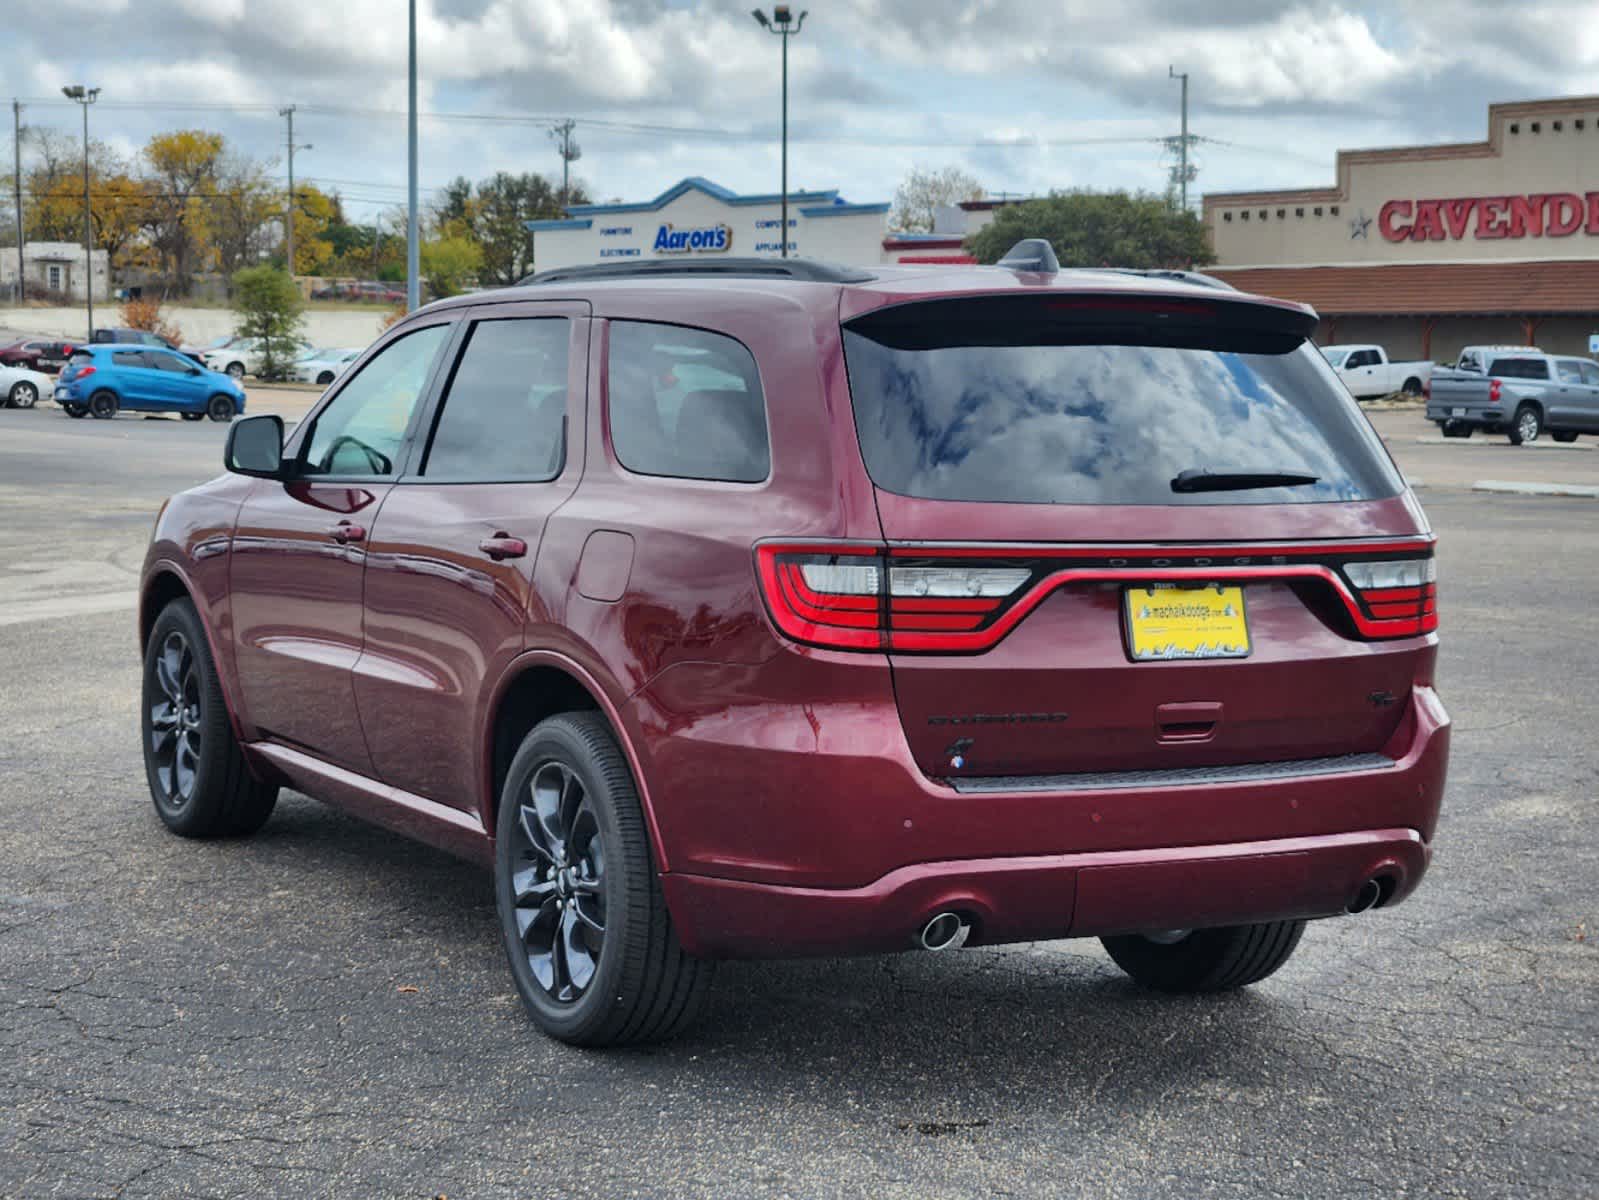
[421,318,569,481]
[842,299,1402,506]
[112,351,148,369]
[1581,362,1599,387]
[1490,357,1549,379]
[149,351,193,373]
[606,321,769,483]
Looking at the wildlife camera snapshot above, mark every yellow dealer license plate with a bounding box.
[1124,585,1251,661]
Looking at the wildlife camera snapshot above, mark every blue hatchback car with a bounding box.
[54,344,247,422]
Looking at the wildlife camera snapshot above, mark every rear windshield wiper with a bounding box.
[1171,467,1320,493]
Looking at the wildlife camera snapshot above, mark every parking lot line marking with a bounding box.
[1471,480,1599,499]
[1414,437,1594,450]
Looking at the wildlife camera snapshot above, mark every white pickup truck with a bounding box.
[1320,344,1433,399]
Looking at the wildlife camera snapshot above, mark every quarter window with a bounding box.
[1490,357,1549,380]
[607,321,769,483]
[301,324,450,477]
[422,318,569,480]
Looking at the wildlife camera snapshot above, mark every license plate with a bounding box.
[1451,407,1466,417]
[1125,585,1250,661]
[54,388,71,400]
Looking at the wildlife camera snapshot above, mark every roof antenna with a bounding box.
[997,238,1060,274]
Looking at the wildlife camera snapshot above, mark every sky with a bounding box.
[7,0,1599,223]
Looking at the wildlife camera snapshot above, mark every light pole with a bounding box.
[751,6,807,258]
[61,85,100,338]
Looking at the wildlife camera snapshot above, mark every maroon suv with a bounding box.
[139,245,1448,1046]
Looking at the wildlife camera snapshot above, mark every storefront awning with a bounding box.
[1207,260,1599,317]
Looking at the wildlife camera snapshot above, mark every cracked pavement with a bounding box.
[0,408,1595,1197]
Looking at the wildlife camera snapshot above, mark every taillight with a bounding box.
[1340,557,1438,636]
[756,544,1033,652]
[1421,379,1430,399]
[1489,378,1502,403]
[74,365,95,380]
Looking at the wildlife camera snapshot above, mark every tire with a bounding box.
[495,712,713,1047]
[1508,403,1542,445]
[1101,920,1307,993]
[225,361,246,380]
[317,371,335,385]
[207,394,236,422]
[89,389,118,420]
[1552,431,1578,443]
[9,380,38,408]
[1440,419,1474,438]
[65,405,87,419]
[181,411,204,422]
[1401,376,1423,397]
[141,598,278,838]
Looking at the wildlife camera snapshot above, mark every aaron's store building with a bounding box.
[1205,95,1599,361]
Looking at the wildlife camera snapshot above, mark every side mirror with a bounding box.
[225,414,287,479]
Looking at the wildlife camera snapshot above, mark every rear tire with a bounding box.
[494,712,713,1046]
[89,390,118,419]
[1508,404,1542,445]
[207,394,236,422]
[1552,431,1578,443]
[141,598,278,838]
[65,405,87,419]
[1401,376,1423,397]
[9,381,38,408]
[1102,920,1307,993]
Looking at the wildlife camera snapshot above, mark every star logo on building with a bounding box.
[1349,210,1373,239]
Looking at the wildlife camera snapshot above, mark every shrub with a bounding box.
[231,266,306,380]
[120,297,185,347]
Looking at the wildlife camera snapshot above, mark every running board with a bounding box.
[946,752,1396,794]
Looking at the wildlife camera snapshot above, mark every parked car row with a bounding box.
[310,280,407,303]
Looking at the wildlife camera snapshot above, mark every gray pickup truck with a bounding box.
[1426,346,1599,444]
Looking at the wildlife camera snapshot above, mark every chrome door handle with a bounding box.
[478,534,528,561]
[330,521,366,544]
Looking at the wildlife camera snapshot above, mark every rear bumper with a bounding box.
[663,827,1429,958]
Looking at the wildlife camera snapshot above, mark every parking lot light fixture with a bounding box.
[61,85,100,338]
[751,6,807,259]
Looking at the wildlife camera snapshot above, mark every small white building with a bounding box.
[526,176,891,273]
[0,241,110,302]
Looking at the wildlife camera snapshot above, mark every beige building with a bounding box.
[1203,96,1599,361]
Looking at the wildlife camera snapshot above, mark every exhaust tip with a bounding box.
[1347,878,1384,915]
[918,911,970,951]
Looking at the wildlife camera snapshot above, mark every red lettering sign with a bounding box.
[1589,192,1599,235]
[1508,195,1544,238]
[1547,193,1583,236]
[1476,197,1510,239]
[1442,198,1476,239]
[1378,199,1413,241]
[1412,200,1445,241]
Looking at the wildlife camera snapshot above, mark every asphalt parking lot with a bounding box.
[1,402,1595,1198]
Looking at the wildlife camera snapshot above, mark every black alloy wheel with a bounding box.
[147,630,204,811]
[207,394,235,422]
[9,381,38,408]
[89,390,118,419]
[509,759,609,1003]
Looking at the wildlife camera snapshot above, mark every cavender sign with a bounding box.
[1379,193,1599,242]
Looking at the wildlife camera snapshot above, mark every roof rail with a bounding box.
[519,257,875,286]
[996,238,1060,274]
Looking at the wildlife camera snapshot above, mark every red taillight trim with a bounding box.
[75,364,96,379]
[1489,378,1502,403]
[755,540,1438,653]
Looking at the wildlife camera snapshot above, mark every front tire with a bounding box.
[181,411,204,422]
[64,405,87,419]
[495,712,712,1046]
[317,371,335,385]
[207,394,236,422]
[9,381,38,408]
[1102,920,1306,993]
[1552,431,1578,443]
[1508,404,1542,445]
[225,361,246,380]
[89,390,118,419]
[141,598,277,838]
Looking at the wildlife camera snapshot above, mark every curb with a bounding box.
[1412,436,1594,451]
[1471,480,1599,498]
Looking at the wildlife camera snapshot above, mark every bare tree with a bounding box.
[890,165,985,233]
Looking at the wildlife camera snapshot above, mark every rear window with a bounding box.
[841,301,1402,506]
[1489,357,1549,379]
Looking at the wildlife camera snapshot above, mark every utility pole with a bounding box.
[406,0,420,312]
[279,105,311,278]
[1167,66,1196,212]
[12,100,23,304]
[753,6,808,258]
[61,85,99,339]
[549,120,581,209]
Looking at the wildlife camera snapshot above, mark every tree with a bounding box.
[430,172,587,285]
[231,266,305,380]
[420,234,483,298]
[890,165,985,233]
[198,154,277,284]
[965,190,1215,269]
[142,130,226,291]
[285,182,339,275]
